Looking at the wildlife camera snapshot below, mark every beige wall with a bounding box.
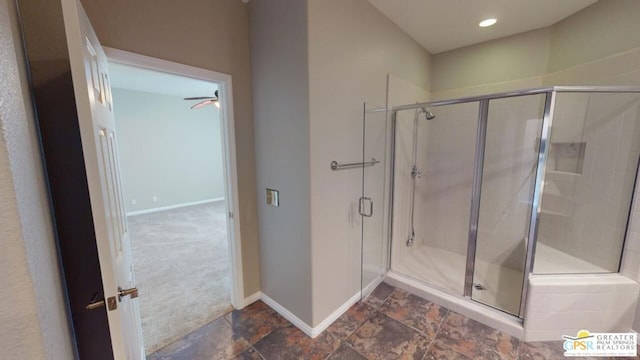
[431,0,640,100]
[0,0,74,358]
[248,0,313,324]
[81,0,261,296]
[548,0,640,73]
[308,0,431,325]
[431,27,550,93]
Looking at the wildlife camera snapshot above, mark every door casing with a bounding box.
[104,47,246,309]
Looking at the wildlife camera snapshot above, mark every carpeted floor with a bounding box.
[128,201,232,355]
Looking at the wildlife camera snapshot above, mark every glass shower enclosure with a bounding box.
[360,86,640,318]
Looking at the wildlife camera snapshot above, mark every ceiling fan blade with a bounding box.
[184,96,214,100]
[190,99,216,109]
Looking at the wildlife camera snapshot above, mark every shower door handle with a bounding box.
[359,197,373,217]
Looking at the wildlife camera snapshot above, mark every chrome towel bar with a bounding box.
[330,158,379,170]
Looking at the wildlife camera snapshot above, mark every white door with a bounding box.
[61,0,144,358]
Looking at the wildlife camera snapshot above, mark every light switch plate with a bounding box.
[266,188,279,207]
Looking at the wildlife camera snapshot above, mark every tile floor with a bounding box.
[148,283,633,359]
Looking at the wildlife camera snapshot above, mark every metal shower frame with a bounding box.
[386,85,640,319]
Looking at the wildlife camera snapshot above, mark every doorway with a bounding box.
[106,59,237,354]
[109,62,236,354]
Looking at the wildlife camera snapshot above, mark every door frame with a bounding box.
[104,47,245,308]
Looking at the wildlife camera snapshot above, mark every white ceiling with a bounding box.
[367,0,598,54]
[108,62,217,98]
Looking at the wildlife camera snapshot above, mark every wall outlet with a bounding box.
[131,199,137,206]
[265,188,279,207]
[152,196,158,202]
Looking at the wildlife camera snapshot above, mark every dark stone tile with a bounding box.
[153,317,249,360]
[225,301,290,344]
[346,313,429,360]
[253,325,341,360]
[379,289,448,339]
[518,341,583,360]
[424,342,472,360]
[229,345,265,360]
[325,302,376,341]
[363,282,395,309]
[327,344,368,360]
[518,341,561,359]
[434,312,519,360]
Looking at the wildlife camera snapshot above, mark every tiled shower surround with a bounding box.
[389,44,640,338]
[440,44,640,284]
[430,46,640,279]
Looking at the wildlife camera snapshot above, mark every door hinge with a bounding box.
[229,211,234,219]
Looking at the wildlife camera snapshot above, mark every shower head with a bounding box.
[420,107,436,120]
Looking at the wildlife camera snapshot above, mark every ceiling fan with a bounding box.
[184,90,219,109]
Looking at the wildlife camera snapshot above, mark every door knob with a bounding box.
[118,286,139,302]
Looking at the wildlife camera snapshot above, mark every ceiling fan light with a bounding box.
[191,100,213,109]
[186,90,219,109]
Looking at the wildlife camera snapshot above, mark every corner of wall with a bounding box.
[0,0,75,357]
[249,0,313,327]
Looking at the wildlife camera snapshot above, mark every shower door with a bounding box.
[471,94,546,316]
[360,103,391,298]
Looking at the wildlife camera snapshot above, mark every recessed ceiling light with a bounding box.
[479,18,497,27]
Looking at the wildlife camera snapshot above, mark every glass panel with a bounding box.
[473,94,545,315]
[534,92,640,274]
[391,101,479,295]
[361,103,390,298]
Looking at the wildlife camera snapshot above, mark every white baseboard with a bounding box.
[261,293,314,337]
[239,291,262,309]
[126,197,224,216]
[260,276,386,339]
[362,274,385,299]
[310,291,361,338]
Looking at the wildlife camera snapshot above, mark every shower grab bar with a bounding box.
[330,158,379,170]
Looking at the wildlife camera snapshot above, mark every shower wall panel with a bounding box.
[415,104,477,256]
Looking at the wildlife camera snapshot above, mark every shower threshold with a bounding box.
[384,270,525,339]
[394,245,523,315]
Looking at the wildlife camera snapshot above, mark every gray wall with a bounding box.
[82,0,261,296]
[0,0,74,358]
[113,88,225,213]
[248,0,312,324]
